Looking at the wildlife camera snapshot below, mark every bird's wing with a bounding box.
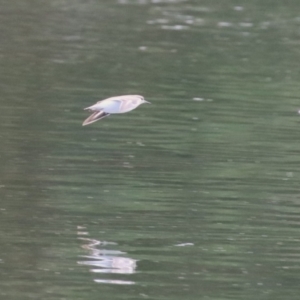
[82,111,110,126]
[119,99,138,113]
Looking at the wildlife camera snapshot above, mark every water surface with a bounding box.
[1,0,300,299]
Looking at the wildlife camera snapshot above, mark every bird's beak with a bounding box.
[144,100,151,104]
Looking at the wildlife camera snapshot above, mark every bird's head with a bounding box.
[138,95,151,104]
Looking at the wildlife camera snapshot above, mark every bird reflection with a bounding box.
[77,230,136,285]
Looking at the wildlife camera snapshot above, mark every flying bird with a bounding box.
[82,95,150,126]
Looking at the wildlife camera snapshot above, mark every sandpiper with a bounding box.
[82,95,150,126]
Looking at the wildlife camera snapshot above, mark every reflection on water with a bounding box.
[77,228,136,285]
[94,279,135,285]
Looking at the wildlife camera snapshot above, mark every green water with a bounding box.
[1,0,300,299]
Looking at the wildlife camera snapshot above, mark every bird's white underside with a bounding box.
[86,95,144,114]
[89,100,123,114]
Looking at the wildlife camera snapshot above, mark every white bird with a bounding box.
[82,95,150,126]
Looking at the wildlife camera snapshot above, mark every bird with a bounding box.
[82,95,150,126]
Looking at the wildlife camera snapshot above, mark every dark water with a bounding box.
[1,0,300,299]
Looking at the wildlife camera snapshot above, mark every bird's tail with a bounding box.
[82,111,110,126]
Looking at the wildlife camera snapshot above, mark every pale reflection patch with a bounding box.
[118,0,186,4]
[94,279,135,285]
[175,243,194,247]
[77,232,137,285]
